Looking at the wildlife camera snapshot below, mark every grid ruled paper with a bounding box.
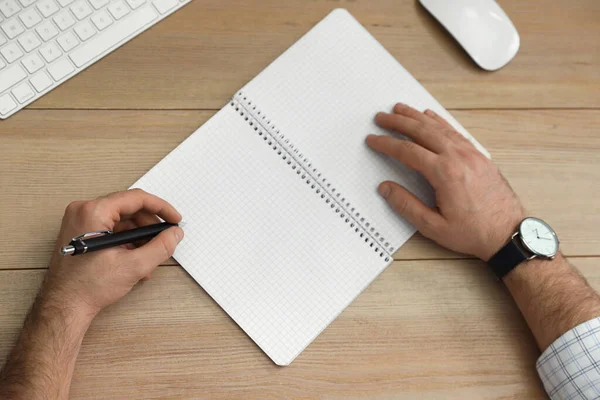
[133,8,489,366]
[242,9,489,254]
[133,105,388,366]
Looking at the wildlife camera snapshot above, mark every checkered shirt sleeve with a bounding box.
[537,317,600,399]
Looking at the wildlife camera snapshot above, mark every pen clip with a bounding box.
[71,230,113,243]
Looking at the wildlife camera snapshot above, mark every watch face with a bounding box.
[519,217,559,257]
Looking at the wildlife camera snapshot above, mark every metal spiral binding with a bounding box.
[230,91,394,261]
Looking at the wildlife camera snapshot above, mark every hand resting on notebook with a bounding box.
[367,103,600,399]
[366,103,524,261]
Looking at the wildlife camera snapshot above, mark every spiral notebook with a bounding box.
[132,9,487,365]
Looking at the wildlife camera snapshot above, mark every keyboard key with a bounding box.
[47,58,73,80]
[21,52,43,72]
[0,93,17,116]
[0,0,20,18]
[126,0,145,9]
[0,32,6,46]
[0,63,26,92]
[70,0,92,20]
[29,71,52,92]
[1,18,24,39]
[53,10,75,30]
[19,7,41,28]
[74,20,95,40]
[90,10,112,30]
[36,20,58,41]
[57,31,78,51]
[0,57,5,68]
[29,70,53,92]
[37,0,59,17]
[39,42,61,62]
[18,0,36,7]
[152,0,176,14]
[57,0,75,6]
[11,81,33,103]
[108,0,129,20]
[18,31,41,52]
[70,5,156,67]
[152,0,177,14]
[89,0,109,9]
[0,41,23,62]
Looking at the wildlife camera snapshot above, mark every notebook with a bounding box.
[132,9,487,366]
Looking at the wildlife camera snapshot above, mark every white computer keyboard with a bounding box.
[0,0,190,119]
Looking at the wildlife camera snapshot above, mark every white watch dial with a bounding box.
[519,217,559,257]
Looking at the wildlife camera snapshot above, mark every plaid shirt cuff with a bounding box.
[536,317,600,400]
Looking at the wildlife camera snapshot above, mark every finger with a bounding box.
[126,226,184,278]
[100,189,182,224]
[423,109,453,129]
[375,112,447,153]
[131,211,161,228]
[109,221,138,250]
[424,109,473,147]
[393,103,434,124]
[366,135,437,183]
[377,181,445,239]
[113,219,137,233]
[130,213,162,248]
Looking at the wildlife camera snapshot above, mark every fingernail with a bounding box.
[378,184,391,199]
[425,109,435,116]
[175,227,184,242]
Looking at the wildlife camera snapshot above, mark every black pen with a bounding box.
[60,222,179,256]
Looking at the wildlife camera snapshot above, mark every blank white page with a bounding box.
[242,9,488,254]
[133,104,389,366]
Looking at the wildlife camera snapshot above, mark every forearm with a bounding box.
[503,253,600,350]
[0,282,94,400]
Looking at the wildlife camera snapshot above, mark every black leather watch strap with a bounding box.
[488,236,530,280]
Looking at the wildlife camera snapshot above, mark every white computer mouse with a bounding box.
[419,0,520,71]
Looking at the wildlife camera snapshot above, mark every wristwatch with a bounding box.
[488,217,559,280]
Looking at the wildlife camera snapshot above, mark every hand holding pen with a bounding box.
[47,189,184,317]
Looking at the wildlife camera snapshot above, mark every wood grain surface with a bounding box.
[0,0,599,398]
[23,0,600,110]
[2,258,597,399]
[1,110,598,269]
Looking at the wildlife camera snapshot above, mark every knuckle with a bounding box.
[80,200,100,216]
[389,192,410,215]
[65,200,84,214]
[415,123,429,137]
[440,159,465,181]
[399,139,417,152]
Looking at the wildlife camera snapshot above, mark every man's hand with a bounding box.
[46,188,184,318]
[0,189,183,400]
[367,103,600,360]
[366,103,524,261]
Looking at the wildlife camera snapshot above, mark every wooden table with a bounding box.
[1,1,599,398]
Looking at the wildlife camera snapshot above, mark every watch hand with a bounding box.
[538,236,553,241]
[534,228,540,238]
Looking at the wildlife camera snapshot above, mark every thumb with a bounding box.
[378,181,444,238]
[127,226,184,279]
